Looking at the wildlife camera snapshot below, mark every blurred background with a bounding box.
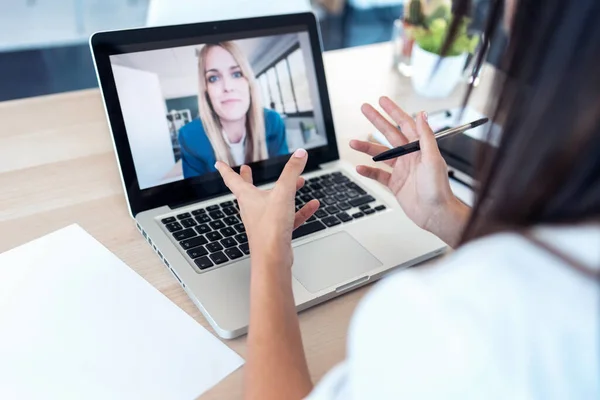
[0,0,505,102]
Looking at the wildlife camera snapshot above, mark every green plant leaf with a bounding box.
[413,16,477,56]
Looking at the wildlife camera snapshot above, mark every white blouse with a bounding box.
[306,225,600,400]
[222,130,246,166]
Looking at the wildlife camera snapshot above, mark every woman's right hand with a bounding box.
[350,97,470,247]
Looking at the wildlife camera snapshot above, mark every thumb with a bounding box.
[416,111,442,160]
[277,148,308,192]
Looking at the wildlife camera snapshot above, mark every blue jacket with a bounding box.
[178,109,289,178]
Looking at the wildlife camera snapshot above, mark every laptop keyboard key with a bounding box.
[191,209,206,216]
[235,233,248,244]
[173,228,196,241]
[336,212,353,223]
[323,197,336,205]
[224,247,244,260]
[161,216,176,224]
[187,246,208,259]
[206,205,220,212]
[180,235,208,250]
[223,207,238,216]
[209,220,225,230]
[314,209,328,218]
[196,224,211,235]
[206,242,224,252]
[310,182,323,190]
[180,218,197,228]
[165,222,183,232]
[349,195,376,208]
[323,187,336,195]
[321,216,341,227]
[209,210,225,220]
[359,205,371,211]
[312,190,325,199]
[375,205,387,211]
[234,223,245,233]
[306,215,317,222]
[194,256,214,270]
[292,220,326,239]
[352,212,365,219]
[364,208,376,215]
[206,231,223,242]
[299,186,311,194]
[239,243,250,255]
[195,214,211,224]
[295,197,303,206]
[325,205,340,215]
[333,175,350,184]
[300,194,313,203]
[346,190,359,198]
[335,193,348,202]
[220,227,236,237]
[220,200,233,208]
[338,202,351,211]
[223,216,239,226]
[210,251,229,265]
[176,212,191,220]
[221,237,237,248]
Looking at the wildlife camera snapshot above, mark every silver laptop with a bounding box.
[90,12,446,339]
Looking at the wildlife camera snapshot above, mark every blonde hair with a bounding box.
[197,42,268,165]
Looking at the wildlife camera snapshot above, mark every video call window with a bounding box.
[110,32,327,190]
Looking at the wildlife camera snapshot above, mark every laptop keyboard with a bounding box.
[159,171,387,272]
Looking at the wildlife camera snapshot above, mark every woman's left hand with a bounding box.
[215,148,320,269]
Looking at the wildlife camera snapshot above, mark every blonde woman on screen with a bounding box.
[178,42,289,178]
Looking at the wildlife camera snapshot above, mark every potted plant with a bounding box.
[406,2,479,97]
[399,0,451,60]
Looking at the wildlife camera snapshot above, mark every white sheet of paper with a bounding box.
[0,225,244,400]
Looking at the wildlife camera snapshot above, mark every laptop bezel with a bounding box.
[90,12,339,216]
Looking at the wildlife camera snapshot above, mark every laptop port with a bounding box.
[169,268,183,285]
[157,251,163,260]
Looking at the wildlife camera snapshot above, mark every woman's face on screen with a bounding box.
[204,46,251,123]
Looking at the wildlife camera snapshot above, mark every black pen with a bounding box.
[373,118,489,162]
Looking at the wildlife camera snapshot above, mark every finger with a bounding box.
[356,165,392,187]
[296,177,305,191]
[415,111,443,160]
[379,96,418,141]
[239,164,253,184]
[349,139,395,167]
[277,148,308,193]
[215,161,252,195]
[293,199,320,230]
[361,103,408,147]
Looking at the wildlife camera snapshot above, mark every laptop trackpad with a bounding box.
[292,232,382,293]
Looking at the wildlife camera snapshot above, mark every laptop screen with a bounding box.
[108,30,328,190]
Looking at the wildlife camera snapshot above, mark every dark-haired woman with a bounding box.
[214,0,600,398]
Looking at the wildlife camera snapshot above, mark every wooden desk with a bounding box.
[0,42,492,399]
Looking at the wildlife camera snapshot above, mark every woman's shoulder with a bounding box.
[263,108,284,126]
[342,227,599,397]
[178,119,205,141]
[362,227,599,309]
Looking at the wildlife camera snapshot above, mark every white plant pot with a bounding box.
[410,44,467,98]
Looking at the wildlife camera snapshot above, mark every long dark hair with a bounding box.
[445,0,600,244]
